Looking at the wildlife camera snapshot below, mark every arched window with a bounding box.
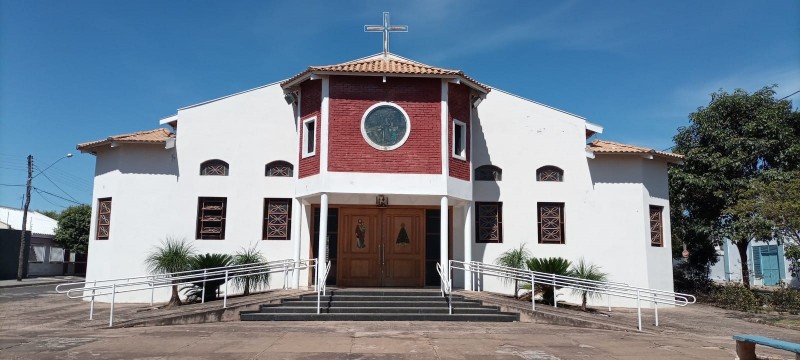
[475,165,502,181]
[265,161,294,177]
[536,166,563,182]
[200,160,229,176]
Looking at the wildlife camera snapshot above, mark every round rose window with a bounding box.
[361,102,411,151]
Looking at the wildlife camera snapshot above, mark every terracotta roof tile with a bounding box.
[587,139,684,161]
[77,128,174,151]
[281,54,490,92]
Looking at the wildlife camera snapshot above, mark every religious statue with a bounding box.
[355,219,367,249]
[396,222,410,246]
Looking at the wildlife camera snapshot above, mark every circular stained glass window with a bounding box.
[361,102,411,151]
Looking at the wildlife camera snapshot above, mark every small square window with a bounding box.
[302,117,316,158]
[453,119,467,160]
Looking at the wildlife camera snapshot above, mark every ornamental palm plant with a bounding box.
[526,257,572,305]
[493,244,531,299]
[144,237,195,307]
[232,244,270,296]
[569,258,608,311]
[185,253,233,302]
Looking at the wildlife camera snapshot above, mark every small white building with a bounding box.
[0,206,64,277]
[710,239,797,288]
[77,53,684,305]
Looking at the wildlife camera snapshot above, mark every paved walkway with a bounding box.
[0,276,83,289]
[1,283,799,359]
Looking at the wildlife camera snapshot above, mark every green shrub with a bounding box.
[769,285,800,314]
[711,284,761,312]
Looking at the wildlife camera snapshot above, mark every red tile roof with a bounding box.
[281,54,490,92]
[77,128,174,151]
[587,140,684,161]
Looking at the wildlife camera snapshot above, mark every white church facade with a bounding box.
[77,53,683,305]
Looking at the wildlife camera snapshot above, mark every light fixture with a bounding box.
[472,96,483,108]
[376,195,389,208]
[284,93,297,105]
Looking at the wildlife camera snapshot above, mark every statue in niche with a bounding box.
[355,219,367,249]
[396,222,410,246]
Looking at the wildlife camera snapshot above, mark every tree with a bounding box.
[232,244,269,296]
[36,209,60,220]
[569,258,607,311]
[53,204,91,254]
[493,244,531,299]
[670,86,800,288]
[145,238,195,307]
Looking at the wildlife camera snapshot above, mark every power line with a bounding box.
[778,89,800,101]
[38,171,80,203]
[32,187,84,205]
[34,190,68,208]
[0,184,25,187]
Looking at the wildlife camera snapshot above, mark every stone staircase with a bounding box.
[240,289,519,322]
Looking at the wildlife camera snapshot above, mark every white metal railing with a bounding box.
[316,259,331,314]
[55,258,318,327]
[436,262,452,314]
[451,260,696,331]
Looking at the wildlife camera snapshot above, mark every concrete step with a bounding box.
[279,300,487,308]
[240,312,519,322]
[320,290,444,297]
[256,306,503,314]
[297,294,467,302]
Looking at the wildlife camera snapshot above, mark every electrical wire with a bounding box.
[32,187,84,205]
[38,171,80,203]
[34,189,69,208]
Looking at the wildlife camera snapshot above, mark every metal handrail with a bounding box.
[55,258,317,327]
[316,259,331,314]
[451,260,696,331]
[436,262,452,314]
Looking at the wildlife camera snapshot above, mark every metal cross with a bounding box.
[364,12,408,57]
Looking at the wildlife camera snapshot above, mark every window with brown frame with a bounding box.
[650,205,663,247]
[265,161,293,177]
[538,202,565,244]
[536,166,563,182]
[263,198,291,240]
[475,202,502,243]
[96,198,112,240]
[196,197,227,240]
[200,160,229,176]
[475,165,502,181]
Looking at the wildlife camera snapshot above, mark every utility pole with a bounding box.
[17,155,32,281]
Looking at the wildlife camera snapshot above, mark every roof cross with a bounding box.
[364,12,408,57]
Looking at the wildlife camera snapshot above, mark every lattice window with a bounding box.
[538,203,565,244]
[475,202,502,243]
[96,198,111,240]
[263,198,292,240]
[200,160,229,176]
[265,161,293,177]
[475,165,502,181]
[197,197,227,240]
[650,205,663,247]
[536,166,563,182]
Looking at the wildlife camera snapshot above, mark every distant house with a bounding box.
[0,206,77,277]
[709,239,798,288]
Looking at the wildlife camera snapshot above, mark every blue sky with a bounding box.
[1,0,798,212]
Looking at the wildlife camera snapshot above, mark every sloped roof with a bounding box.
[0,207,58,236]
[281,53,490,92]
[77,128,174,152]
[587,140,684,162]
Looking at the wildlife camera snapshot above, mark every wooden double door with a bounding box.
[338,207,425,287]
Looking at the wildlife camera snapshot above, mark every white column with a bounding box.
[290,198,302,288]
[317,193,329,284]
[463,201,473,290]
[440,196,449,281]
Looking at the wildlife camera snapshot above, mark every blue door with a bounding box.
[755,245,780,286]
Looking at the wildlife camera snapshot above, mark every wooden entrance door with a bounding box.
[338,207,424,287]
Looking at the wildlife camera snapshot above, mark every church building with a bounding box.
[77,37,683,305]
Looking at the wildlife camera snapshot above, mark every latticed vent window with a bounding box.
[650,205,663,247]
[475,202,502,243]
[536,166,563,182]
[200,160,229,176]
[96,198,112,240]
[475,165,502,181]
[197,197,227,240]
[264,198,292,240]
[538,203,565,244]
[265,161,293,177]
